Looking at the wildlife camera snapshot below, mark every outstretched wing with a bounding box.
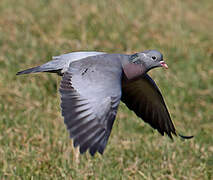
[121,74,177,139]
[59,55,122,155]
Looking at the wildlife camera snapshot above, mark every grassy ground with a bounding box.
[0,0,212,179]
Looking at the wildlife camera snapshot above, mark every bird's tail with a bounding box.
[16,62,63,76]
[16,51,107,76]
[16,66,44,75]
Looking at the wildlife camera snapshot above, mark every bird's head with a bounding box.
[123,50,168,80]
[134,50,168,70]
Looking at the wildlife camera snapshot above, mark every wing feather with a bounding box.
[121,74,177,138]
[59,55,122,155]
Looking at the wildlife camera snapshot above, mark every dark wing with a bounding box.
[60,55,122,155]
[121,74,176,139]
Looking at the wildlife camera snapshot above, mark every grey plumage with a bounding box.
[60,54,123,155]
[16,51,106,75]
[17,50,192,156]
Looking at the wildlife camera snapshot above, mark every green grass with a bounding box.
[0,0,212,179]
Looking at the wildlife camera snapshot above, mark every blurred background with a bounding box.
[0,0,212,179]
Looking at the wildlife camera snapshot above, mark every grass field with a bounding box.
[0,0,212,179]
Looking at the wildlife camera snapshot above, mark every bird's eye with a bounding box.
[152,56,157,60]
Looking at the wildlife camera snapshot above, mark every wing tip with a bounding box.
[178,133,194,140]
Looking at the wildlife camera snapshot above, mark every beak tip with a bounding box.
[160,61,168,69]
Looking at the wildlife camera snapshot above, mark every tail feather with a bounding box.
[16,66,62,75]
[16,51,106,76]
[16,66,42,75]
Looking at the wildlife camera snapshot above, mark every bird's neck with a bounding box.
[122,61,147,80]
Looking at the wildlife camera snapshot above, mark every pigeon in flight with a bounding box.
[17,50,192,156]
